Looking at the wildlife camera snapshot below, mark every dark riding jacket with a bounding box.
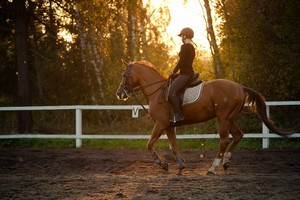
[173,43,195,76]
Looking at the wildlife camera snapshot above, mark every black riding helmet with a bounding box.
[178,27,194,39]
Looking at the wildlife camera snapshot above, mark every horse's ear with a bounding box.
[121,59,128,68]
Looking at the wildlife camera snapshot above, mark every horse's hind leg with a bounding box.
[222,121,244,170]
[208,119,230,175]
[166,127,185,175]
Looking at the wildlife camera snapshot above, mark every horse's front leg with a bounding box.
[166,127,185,175]
[147,122,169,171]
[150,150,169,171]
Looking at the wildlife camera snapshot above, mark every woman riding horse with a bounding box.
[116,60,292,176]
[116,60,292,175]
[169,27,197,125]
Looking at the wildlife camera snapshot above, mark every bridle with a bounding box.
[119,64,166,114]
[120,64,166,98]
[119,64,134,98]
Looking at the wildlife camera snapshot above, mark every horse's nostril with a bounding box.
[116,91,127,100]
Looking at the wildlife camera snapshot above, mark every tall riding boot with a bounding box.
[169,94,185,126]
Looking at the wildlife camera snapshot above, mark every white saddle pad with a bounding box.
[183,83,203,106]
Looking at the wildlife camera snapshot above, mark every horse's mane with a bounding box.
[133,60,155,68]
[131,60,167,79]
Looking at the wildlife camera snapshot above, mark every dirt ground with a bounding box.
[0,148,300,200]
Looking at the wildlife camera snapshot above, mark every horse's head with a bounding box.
[116,60,139,100]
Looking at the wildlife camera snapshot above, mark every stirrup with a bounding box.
[169,113,184,126]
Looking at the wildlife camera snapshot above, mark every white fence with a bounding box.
[0,101,300,149]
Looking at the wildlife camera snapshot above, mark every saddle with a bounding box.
[164,73,203,105]
[186,73,202,88]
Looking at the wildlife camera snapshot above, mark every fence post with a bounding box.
[262,105,270,149]
[75,109,82,148]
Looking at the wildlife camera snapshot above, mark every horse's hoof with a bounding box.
[223,162,230,170]
[177,170,183,176]
[176,155,185,170]
[206,170,216,175]
[178,163,185,170]
[161,162,169,171]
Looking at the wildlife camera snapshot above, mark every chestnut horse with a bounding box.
[116,60,292,175]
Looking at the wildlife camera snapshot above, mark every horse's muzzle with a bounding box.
[116,88,128,100]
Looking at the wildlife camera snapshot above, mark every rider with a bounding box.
[168,27,196,125]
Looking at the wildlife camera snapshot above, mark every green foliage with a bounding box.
[215,0,300,132]
[0,0,173,131]
[194,51,216,81]
[0,0,171,106]
[1,0,299,139]
[216,0,300,101]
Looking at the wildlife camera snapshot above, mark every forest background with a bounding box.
[0,0,299,136]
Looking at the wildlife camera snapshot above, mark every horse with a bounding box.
[116,60,292,175]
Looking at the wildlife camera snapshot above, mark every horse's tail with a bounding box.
[243,86,293,136]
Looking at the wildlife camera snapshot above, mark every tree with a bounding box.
[215,0,300,130]
[216,0,300,101]
[15,0,32,132]
[201,0,224,78]
[0,0,172,131]
[0,1,16,104]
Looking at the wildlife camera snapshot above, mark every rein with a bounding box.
[131,80,166,115]
[132,80,166,96]
[133,95,149,114]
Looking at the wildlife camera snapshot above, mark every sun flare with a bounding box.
[146,0,210,54]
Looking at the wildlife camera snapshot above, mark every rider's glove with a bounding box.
[168,73,175,80]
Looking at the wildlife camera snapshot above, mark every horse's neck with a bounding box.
[135,65,165,85]
[134,65,166,103]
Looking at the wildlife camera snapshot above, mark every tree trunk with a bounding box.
[28,1,44,100]
[72,4,102,103]
[15,0,32,133]
[203,0,224,78]
[127,0,137,60]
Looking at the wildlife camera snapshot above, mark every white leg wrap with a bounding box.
[212,158,221,167]
[208,158,221,174]
[223,152,232,165]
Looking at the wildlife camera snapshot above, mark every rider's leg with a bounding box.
[168,75,191,123]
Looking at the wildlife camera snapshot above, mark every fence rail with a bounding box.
[1,101,300,148]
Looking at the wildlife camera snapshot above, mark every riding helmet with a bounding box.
[178,27,194,39]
